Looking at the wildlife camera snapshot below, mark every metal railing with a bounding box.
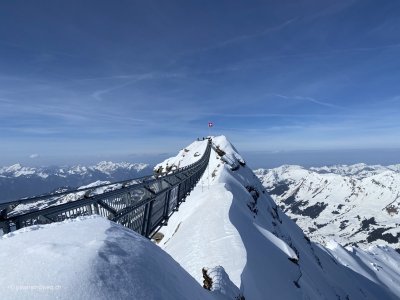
[0,140,211,237]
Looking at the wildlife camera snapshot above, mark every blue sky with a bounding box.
[1,0,400,166]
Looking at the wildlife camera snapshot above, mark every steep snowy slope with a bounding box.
[156,136,400,299]
[154,139,208,172]
[1,137,399,300]
[0,215,215,300]
[255,165,400,251]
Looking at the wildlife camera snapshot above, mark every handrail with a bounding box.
[0,175,152,211]
[0,140,212,237]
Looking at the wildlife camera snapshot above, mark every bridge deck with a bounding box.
[0,140,212,237]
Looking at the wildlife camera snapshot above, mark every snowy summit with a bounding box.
[1,136,400,299]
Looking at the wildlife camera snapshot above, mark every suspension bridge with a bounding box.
[0,140,212,238]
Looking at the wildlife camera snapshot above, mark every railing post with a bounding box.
[163,190,171,223]
[93,203,99,215]
[86,204,93,215]
[0,207,11,234]
[141,200,154,237]
[175,183,181,211]
[186,179,190,194]
[15,219,21,230]
[180,181,185,202]
[141,202,150,236]
[181,180,187,201]
[1,221,11,234]
[145,201,154,237]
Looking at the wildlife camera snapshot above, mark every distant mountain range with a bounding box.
[0,162,152,203]
[255,163,400,252]
[2,137,400,299]
[3,159,400,255]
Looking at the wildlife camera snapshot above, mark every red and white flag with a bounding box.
[208,122,214,128]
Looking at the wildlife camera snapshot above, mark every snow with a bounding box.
[7,180,124,218]
[254,223,298,260]
[255,164,400,250]
[0,215,214,300]
[0,161,149,179]
[326,241,400,296]
[0,163,37,177]
[68,165,88,175]
[157,135,400,299]
[78,180,111,189]
[206,266,242,299]
[92,161,148,174]
[37,172,49,179]
[1,136,400,299]
[160,181,246,288]
[154,139,208,172]
[3,163,23,173]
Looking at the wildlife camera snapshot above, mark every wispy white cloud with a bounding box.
[90,72,185,101]
[172,18,297,61]
[91,74,153,101]
[29,153,40,159]
[273,94,345,109]
[203,18,297,51]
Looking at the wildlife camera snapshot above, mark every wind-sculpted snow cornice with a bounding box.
[0,140,212,236]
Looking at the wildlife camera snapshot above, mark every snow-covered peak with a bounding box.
[92,161,148,174]
[154,138,208,173]
[255,165,310,187]
[0,161,150,179]
[4,163,23,172]
[156,136,400,299]
[67,165,87,175]
[0,163,36,177]
[310,163,395,178]
[2,136,400,299]
[388,164,400,172]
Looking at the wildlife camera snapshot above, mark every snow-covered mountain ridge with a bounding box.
[310,163,400,178]
[0,161,149,178]
[155,136,400,299]
[0,161,151,203]
[1,137,400,299]
[255,164,400,252]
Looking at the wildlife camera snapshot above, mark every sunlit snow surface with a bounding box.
[1,136,400,299]
[158,135,400,299]
[0,215,214,300]
[255,164,400,250]
[154,139,208,171]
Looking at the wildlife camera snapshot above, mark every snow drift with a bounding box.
[157,136,400,299]
[1,135,400,300]
[0,215,213,300]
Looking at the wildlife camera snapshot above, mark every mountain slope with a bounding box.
[255,165,400,251]
[1,137,399,299]
[156,136,400,299]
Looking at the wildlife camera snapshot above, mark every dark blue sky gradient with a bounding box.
[1,0,400,166]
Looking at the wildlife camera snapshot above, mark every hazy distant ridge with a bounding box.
[0,162,152,203]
